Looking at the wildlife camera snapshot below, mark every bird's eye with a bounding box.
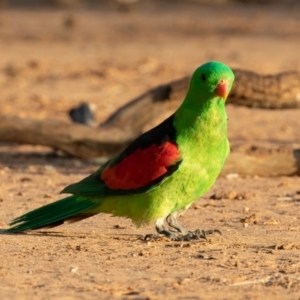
[200,74,206,81]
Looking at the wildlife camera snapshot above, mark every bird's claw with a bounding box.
[168,228,221,241]
[188,228,222,240]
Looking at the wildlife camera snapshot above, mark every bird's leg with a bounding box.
[145,217,222,242]
[144,218,182,241]
[155,218,182,240]
[151,218,216,242]
[166,206,222,241]
[166,212,189,235]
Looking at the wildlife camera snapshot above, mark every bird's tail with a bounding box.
[6,195,99,233]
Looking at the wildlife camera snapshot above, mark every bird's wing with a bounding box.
[61,114,182,197]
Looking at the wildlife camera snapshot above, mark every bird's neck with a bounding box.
[174,97,227,133]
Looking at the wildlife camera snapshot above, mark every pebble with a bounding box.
[226,173,239,180]
[70,267,78,273]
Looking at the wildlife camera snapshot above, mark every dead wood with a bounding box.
[1,68,300,176]
[222,143,300,177]
[101,69,300,135]
[1,116,300,176]
[0,115,134,158]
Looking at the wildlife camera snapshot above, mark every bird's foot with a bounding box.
[149,218,221,242]
[145,229,221,242]
[144,231,181,241]
[185,228,222,241]
[165,229,221,241]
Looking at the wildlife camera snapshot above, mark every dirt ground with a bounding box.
[1,1,300,299]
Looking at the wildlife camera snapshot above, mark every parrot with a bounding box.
[6,61,235,241]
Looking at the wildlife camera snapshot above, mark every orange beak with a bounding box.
[215,79,229,99]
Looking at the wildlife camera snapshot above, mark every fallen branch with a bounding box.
[1,69,300,176]
[101,69,300,135]
[0,115,134,158]
[222,143,300,176]
[1,115,300,176]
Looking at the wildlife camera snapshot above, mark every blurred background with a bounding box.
[0,0,300,127]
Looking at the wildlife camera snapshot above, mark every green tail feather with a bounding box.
[6,196,99,233]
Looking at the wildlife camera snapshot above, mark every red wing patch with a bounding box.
[101,141,181,190]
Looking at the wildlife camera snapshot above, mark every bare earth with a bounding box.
[1,2,300,299]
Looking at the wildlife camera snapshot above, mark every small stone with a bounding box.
[0,167,10,175]
[178,278,190,285]
[288,227,298,231]
[263,219,278,225]
[70,267,78,273]
[0,221,7,227]
[240,192,253,200]
[44,194,52,198]
[227,190,238,200]
[226,173,239,180]
[44,165,56,174]
[277,196,293,201]
[278,243,294,250]
[240,214,256,224]
[210,192,224,200]
[193,204,202,209]
[277,181,290,187]
[20,177,31,182]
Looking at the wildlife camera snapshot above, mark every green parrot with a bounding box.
[6,61,234,241]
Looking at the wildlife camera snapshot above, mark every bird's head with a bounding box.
[188,61,235,103]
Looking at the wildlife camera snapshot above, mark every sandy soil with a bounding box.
[1,2,300,299]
